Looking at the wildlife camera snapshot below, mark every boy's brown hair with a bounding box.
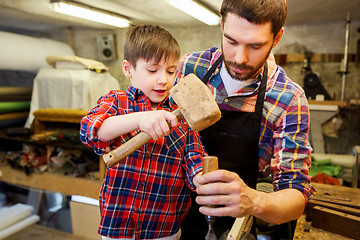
[220,0,287,37]
[124,24,180,67]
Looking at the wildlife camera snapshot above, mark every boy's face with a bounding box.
[123,56,178,109]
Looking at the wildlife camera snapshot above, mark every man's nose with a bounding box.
[235,46,249,64]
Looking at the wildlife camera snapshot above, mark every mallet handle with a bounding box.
[103,108,183,168]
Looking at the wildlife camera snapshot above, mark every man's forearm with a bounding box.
[253,188,306,225]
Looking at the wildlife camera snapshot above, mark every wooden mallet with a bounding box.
[102,73,221,167]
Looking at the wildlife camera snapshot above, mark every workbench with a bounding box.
[294,183,360,239]
[3,224,89,240]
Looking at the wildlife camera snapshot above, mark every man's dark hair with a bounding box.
[220,0,287,36]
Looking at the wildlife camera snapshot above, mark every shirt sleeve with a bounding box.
[271,90,316,202]
[182,128,206,191]
[80,90,129,155]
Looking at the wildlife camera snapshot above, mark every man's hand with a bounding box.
[194,169,306,225]
[195,169,259,218]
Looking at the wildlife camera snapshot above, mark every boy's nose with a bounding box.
[157,72,168,84]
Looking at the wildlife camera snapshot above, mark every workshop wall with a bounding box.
[275,21,360,101]
[67,20,360,100]
[40,20,360,154]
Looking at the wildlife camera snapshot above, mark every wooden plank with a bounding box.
[308,100,347,107]
[274,53,356,63]
[310,195,360,209]
[311,206,360,239]
[227,216,253,240]
[306,199,360,221]
[70,201,101,240]
[312,183,360,204]
[0,165,102,199]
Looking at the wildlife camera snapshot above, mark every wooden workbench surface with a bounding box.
[311,183,360,202]
[294,183,360,239]
[3,224,90,240]
[0,165,102,199]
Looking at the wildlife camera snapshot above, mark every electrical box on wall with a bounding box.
[97,34,117,62]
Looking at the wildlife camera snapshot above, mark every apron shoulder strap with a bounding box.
[254,62,268,115]
[201,55,223,83]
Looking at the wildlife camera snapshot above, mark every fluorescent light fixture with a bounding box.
[168,0,220,26]
[71,195,99,206]
[49,0,130,28]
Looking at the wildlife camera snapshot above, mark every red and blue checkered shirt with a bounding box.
[177,47,316,201]
[80,86,205,239]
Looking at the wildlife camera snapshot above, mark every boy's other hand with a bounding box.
[139,110,178,140]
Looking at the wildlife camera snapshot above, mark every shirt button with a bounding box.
[147,153,152,158]
[142,181,146,187]
[214,68,220,75]
[224,98,229,103]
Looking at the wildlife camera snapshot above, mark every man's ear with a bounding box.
[272,27,284,48]
[122,60,132,78]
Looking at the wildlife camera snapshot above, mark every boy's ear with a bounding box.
[122,60,132,78]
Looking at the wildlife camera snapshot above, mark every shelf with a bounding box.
[0,129,90,151]
[0,165,102,199]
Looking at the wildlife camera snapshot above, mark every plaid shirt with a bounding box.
[80,86,205,239]
[177,47,316,201]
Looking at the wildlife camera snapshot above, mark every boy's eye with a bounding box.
[148,69,157,73]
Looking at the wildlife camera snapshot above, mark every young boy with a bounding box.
[80,24,206,240]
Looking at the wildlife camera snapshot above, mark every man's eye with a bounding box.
[148,69,157,73]
[249,45,261,50]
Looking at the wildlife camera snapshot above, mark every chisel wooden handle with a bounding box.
[103,108,183,168]
[203,156,218,240]
[202,156,218,208]
[202,156,219,174]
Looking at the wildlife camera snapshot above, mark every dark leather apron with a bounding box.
[181,55,268,239]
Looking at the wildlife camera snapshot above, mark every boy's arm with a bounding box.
[98,110,179,141]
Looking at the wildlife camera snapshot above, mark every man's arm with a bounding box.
[194,170,305,225]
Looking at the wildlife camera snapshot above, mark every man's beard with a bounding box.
[222,48,271,81]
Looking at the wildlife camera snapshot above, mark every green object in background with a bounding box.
[309,157,343,177]
[311,158,331,166]
[0,101,31,114]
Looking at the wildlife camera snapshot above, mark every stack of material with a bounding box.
[305,186,360,239]
[0,203,39,239]
[0,87,32,128]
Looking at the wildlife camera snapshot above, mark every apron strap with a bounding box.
[254,62,268,115]
[201,54,223,83]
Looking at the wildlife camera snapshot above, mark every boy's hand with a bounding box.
[139,110,178,140]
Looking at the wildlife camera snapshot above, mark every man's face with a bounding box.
[221,13,278,80]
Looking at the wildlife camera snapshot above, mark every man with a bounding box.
[177,0,316,238]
